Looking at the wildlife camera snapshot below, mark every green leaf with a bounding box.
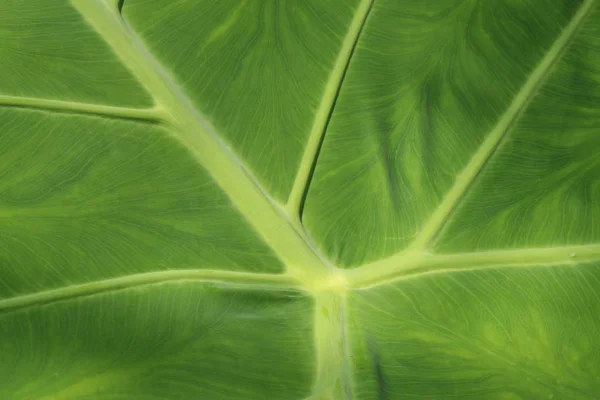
[0,0,599,399]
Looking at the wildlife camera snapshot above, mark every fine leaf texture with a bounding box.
[0,0,599,399]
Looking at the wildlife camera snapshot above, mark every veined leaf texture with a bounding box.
[1,0,599,399]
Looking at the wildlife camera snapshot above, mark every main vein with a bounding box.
[408,0,596,251]
[347,243,600,289]
[0,269,299,313]
[70,0,332,284]
[311,292,354,400]
[286,0,375,223]
[0,95,164,123]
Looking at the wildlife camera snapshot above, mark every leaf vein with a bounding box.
[0,269,299,314]
[0,95,165,123]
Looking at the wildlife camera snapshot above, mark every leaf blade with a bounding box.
[303,0,593,267]
[347,261,600,399]
[0,283,315,400]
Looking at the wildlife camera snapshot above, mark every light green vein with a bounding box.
[0,269,299,313]
[408,0,596,251]
[205,0,247,45]
[286,0,375,223]
[0,95,165,123]
[310,292,353,400]
[347,243,600,289]
[70,0,333,284]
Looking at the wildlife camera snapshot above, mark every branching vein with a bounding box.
[348,243,600,289]
[0,269,299,313]
[0,95,165,123]
[286,0,375,223]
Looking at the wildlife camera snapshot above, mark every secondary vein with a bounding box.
[0,95,165,123]
[348,243,600,289]
[286,0,376,222]
[0,269,299,313]
[408,0,596,251]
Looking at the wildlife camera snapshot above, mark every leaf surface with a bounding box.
[0,0,599,399]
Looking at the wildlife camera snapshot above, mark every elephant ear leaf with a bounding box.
[0,0,599,399]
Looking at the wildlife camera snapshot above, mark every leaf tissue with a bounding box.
[0,0,599,399]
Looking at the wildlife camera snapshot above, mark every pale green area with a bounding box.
[0,0,599,399]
